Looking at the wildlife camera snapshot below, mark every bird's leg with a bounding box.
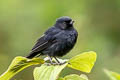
[48,56,53,64]
[47,56,58,65]
[47,56,66,65]
[54,57,66,65]
[54,57,60,64]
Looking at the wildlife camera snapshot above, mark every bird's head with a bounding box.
[55,16,74,29]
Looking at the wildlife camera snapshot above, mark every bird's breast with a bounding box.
[42,29,77,57]
[54,32,76,56]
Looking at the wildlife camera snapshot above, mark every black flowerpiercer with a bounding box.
[26,16,78,64]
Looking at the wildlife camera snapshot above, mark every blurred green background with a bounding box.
[0,0,120,80]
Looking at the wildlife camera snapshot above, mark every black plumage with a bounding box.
[26,16,78,64]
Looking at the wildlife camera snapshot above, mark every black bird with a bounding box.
[26,16,78,64]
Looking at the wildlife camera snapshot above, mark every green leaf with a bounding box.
[33,51,96,80]
[64,74,87,80]
[57,77,65,80]
[80,74,88,80]
[104,69,120,80]
[67,51,97,73]
[0,56,44,80]
[34,63,68,80]
[57,74,88,80]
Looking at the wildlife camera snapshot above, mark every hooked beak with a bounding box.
[70,20,74,25]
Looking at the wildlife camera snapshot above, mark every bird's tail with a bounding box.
[26,52,39,59]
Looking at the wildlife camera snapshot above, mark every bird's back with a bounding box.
[41,27,78,57]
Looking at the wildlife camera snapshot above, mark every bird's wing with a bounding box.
[30,34,56,54]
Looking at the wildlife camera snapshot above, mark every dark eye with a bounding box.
[63,22,66,25]
[65,20,71,23]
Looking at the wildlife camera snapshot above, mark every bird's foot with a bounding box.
[44,56,67,66]
[45,61,66,66]
[56,61,67,65]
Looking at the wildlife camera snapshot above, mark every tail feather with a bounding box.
[26,52,39,59]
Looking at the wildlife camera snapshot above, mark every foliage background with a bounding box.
[0,0,120,80]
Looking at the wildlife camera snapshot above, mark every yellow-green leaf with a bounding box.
[57,77,65,80]
[104,69,120,80]
[80,74,88,80]
[34,63,68,80]
[0,56,44,80]
[68,51,97,73]
[57,74,88,80]
[64,74,87,80]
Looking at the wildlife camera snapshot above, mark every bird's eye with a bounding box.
[63,22,66,25]
[65,20,71,23]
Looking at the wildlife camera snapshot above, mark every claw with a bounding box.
[45,56,67,65]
